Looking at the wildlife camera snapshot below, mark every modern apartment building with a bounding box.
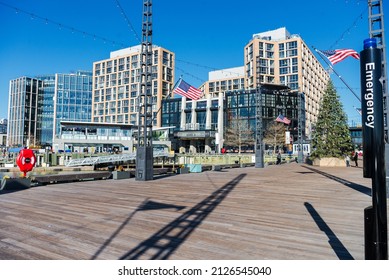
[92,45,175,127]
[244,27,330,138]
[7,77,42,147]
[200,66,246,97]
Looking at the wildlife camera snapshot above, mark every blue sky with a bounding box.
[0,0,384,125]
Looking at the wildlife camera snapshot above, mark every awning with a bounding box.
[8,147,22,153]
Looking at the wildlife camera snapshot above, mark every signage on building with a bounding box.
[176,131,215,139]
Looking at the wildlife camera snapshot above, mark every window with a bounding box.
[287,41,297,49]
[259,67,268,74]
[228,95,237,107]
[239,107,249,117]
[238,94,248,107]
[289,74,298,82]
[247,44,253,60]
[280,67,289,75]
[185,112,191,124]
[197,101,207,109]
[287,49,298,57]
[266,43,274,51]
[279,59,289,67]
[259,59,267,67]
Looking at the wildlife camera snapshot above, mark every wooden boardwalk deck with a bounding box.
[0,163,384,260]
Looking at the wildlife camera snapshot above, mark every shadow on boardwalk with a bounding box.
[304,202,354,260]
[303,166,371,196]
[119,173,246,260]
[90,199,186,260]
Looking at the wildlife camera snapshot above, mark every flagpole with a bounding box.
[314,47,361,102]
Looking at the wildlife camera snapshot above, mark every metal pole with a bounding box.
[368,0,389,198]
[361,38,388,260]
[297,93,304,163]
[136,0,153,181]
[255,87,264,168]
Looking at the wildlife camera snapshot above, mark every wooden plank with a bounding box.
[0,163,383,259]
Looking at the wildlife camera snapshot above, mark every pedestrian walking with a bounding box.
[353,152,358,167]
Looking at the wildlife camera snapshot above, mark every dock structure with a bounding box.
[31,171,112,184]
[64,150,169,167]
[0,163,382,260]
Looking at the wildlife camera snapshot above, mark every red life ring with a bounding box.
[16,148,36,176]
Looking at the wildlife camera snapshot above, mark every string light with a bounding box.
[2,0,367,90]
[329,7,367,49]
[113,0,141,43]
[175,66,205,83]
[0,1,127,48]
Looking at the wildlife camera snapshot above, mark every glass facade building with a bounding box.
[8,71,92,147]
[162,86,303,153]
[53,71,93,140]
[35,71,93,146]
[349,127,362,147]
[0,119,7,147]
[0,119,7,134]
[36,74,56,146]
[225,88,300,131]
[7,77,42,147]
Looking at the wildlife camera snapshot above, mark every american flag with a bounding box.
[276,114,291,125]
[318,49,360,65]
[173,79,203,100]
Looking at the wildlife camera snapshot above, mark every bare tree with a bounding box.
[224,118,254,154]
[263,122,286,154]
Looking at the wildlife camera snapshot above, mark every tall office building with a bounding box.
[0,119,7,134]
[92,45,175,127]
[244,27,330,138]
[7,71,92,147]
[7,77,43,147]
[0,119,7,147]
[36,74,56,145]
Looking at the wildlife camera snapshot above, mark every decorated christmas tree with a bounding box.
[311,80,354,159]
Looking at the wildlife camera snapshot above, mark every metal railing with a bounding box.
[65,150,169,167]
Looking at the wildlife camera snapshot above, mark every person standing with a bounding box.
[276,152,281,165]
[345,154,350,167]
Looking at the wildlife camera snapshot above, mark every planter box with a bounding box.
[112,171,131,180]
[185,164,202,173]
[212,165,222,171]
[312,157,346,167]
[178,167,189,174]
